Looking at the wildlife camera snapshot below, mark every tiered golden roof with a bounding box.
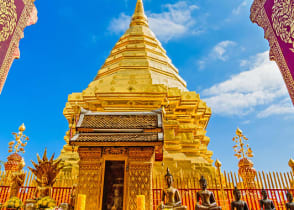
[63,0,215,177]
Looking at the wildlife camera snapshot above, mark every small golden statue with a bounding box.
[259,189,275,210]
[3,160,25,209]
[69,184,77,210]
[286,191,294,210]
[230,187,249,210]
[10,170,25,197]
[28,148,63,208]
[195,176,221,210]
[157,168,187,210]
[111,188,123,210]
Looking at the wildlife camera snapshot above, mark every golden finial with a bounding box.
[130,0,148,27]
[232,128,253,160]
[19,123,25,132]
[8,123,29,154]
[214,159,222,168]
[236,128,242,136]
[288,158,294,168]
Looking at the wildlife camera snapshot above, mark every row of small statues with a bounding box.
[158,168,294,210]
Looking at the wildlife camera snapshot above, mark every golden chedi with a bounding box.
[60,0,215,184]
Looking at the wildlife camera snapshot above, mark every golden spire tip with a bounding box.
[130,0,148,27]
[19,123,25,132]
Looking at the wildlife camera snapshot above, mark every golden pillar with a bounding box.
[77,147,103,210]
[128,147,154,210]
[288,158,294,188]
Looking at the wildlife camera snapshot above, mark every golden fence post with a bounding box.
[215,159,227,210]
[288,158,294,188]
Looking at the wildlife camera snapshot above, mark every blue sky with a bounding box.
[0,0,294,172]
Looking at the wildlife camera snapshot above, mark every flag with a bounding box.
[250,0,294,105]
[0,0,37,94]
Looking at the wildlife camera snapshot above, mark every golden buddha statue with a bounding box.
[69,184,77,210]
[111,188,123,210]
[230,187,248,210]
[35,175,51,198]
[286,191,294,210]
[157,168,187,210]
[195,176,221,210]
[259,189,275,210]
[10,171,25,197]
[28,149,63,202]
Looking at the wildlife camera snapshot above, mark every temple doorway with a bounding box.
[102,161,125,210]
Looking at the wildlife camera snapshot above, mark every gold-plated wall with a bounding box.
[78,147,103,210]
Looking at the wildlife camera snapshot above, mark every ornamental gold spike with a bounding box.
[232,128,253,160]
[130,0,148,27]
[8,123,29,154]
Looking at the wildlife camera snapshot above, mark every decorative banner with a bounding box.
[0,0,37,94]
[250,0,294,105]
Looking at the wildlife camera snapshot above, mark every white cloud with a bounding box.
[201,51,292,117]
[232,1,248,15]
[198,40,237,70]
[211,41,236,61]
[257,98,294,118]
[108,13,130,34]
[108,1,200,42]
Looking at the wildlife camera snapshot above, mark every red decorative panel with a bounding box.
[250,0,294,105]
[0,0,37,94]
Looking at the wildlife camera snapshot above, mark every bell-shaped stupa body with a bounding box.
[62,0,215,181]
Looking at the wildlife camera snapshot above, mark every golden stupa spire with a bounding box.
[130,0,148,27]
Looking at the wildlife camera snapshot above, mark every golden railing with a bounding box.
[0,186,72,206]
[0,170,74,206]
[0,170,293,209]
[152,170,294,210]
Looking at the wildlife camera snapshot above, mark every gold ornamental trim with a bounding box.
[272,0,294,52]
[0,0,17,42]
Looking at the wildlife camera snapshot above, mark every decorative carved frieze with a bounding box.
[103,147,128,155]
[128,147,154,161]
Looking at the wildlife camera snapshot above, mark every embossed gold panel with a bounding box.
[76,147,154,210]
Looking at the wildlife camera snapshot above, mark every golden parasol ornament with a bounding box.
[232,128,254,160]
[8,123,29,154]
